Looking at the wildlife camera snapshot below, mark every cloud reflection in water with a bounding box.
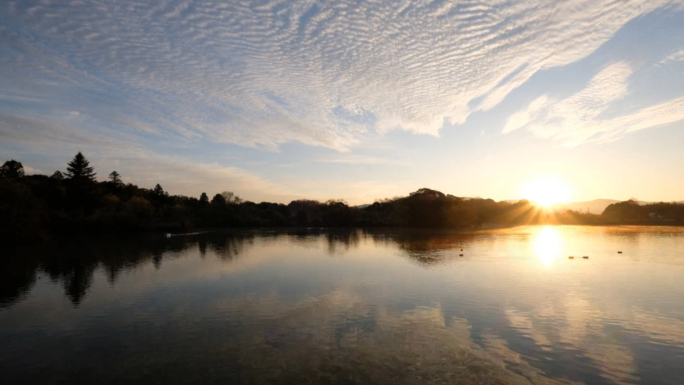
[1,227,684,384]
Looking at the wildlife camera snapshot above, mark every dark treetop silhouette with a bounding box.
[66,152,96,182]
[1,153,683,245]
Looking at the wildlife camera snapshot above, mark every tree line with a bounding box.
[1,152,683,244]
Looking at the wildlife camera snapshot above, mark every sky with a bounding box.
[1,0,684,205]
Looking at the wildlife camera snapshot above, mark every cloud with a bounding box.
[1,0,676,151]
[316,154,409,166]
[503,62,684,146]
[659,49,684,65]
[0,112,294,201]
[22,165,43,175]
[118,156,298,203]
[0,112,131,149]
[502,95,549,134]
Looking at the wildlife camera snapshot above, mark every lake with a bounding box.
[2,226,684,385]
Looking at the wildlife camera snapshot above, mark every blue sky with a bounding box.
[1,0,683,204]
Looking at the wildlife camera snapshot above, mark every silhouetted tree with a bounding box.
[66,152,96,182]
[6,154,683,243]
[153,184,167,197]
[409,188,445,200]
[221,191,242,204]
[289,200,323,226]
[109,171,122,185]
[602,200,646,223]
[325,200,352,226]
[211,193,226,205]
[0,160,25,179]
[0,179,46,244]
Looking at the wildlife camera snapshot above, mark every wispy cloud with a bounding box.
[115,156,298,203]
[502,62,684,146]
[659,49,684,65]
[15,143,298,203]
[22,165,42,175]
[1,0,676,151]
[316,155,410,166]
[0,112,293,201]
[0,112,132,149]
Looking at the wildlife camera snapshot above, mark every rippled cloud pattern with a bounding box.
[2,0,682,151]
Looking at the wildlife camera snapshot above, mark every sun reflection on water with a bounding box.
[535,226,562,266]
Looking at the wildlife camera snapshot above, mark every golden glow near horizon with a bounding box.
[522,176,572,207]
[534,226,562,266]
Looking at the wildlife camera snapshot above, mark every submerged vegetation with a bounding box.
[2,153,684,244]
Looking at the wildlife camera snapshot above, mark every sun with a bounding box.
[522,176,571,207]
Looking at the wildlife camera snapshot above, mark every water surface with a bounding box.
[2,226,684,385]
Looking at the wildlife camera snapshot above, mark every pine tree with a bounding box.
[66,152,96,182]
[51,171,64,180]
[199,192,209,204]
[153,184,167,196]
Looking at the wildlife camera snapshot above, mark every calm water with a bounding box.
[2,226,684,385]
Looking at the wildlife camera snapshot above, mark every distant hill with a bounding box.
[553,199,620,215]
[447,198,624,215]
[500,199,620,215]
[441,198,684,215]
[554,199,684,214]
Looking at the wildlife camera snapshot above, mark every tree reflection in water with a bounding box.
[2,227,679,308]
[2,227,684,384]
[0,230,372,308]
